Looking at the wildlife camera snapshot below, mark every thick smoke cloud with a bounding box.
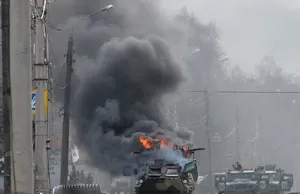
[73,35,192,175]
[49,0,194,176]
[73,37,192,173]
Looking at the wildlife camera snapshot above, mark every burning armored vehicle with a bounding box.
[123,136,205,194]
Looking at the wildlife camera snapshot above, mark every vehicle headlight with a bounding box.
[120,192,124,194]
[183,179,187,184]
[260,181,266,189]
[216,177,220,181]
[218,183,225,191]
[139,179,143,184]
[221,177,225,181]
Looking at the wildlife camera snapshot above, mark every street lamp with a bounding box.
[54,4,114,31]
[59,4,113,185]
[78,4,113,21]
[192,48,200,55]
[220,56,229,63]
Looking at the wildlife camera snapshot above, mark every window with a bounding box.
[148,167,161,175]
[166,168,179,175]
[149,168,161,174]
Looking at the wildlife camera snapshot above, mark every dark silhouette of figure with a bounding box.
[86,173,94,184]
[76,171,80,183]
[68,174,75,184]
[232,161,243,170]
[68,162,77,184]
[79,170,86,183]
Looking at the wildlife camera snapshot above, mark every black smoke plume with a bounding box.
[73,35,191,175]
[47,0,196,176]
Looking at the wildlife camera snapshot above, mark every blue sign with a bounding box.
[32,90,36,115]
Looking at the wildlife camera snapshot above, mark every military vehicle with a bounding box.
[255,164,294,194]
[134,158,201,194]
[214,164,295,194]
[214,167,259,194]
[123,136,205,194]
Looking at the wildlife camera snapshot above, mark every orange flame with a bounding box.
[160,139,169,148]
[138,136,193,159]
[157,137,172,148]
[138,136,153,149]
[183,146,191,158]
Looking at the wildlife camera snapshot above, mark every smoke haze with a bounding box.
[48,0,300,190]
[161,0,300,73]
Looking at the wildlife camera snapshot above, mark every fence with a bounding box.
[53,184,104,194]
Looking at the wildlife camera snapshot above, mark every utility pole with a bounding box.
[46,32,54,182]
[9,0,34,193]
[235,108,241,162]
[204,91,213,194]
[224,138,228,168]
[2,0,11,193]
[57,5,112,185]
[33,0,50,193]
[250,118,259,167]
[256,116,261,165]
[60,36,74,185]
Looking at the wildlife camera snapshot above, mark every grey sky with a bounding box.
[160,0,300,74]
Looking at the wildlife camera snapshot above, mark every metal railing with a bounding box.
[53,184,104,194]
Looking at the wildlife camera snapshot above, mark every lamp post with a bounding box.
[59,4,113,185]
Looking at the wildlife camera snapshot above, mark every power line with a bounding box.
[44,20,62,31]
[189,90,300,94]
